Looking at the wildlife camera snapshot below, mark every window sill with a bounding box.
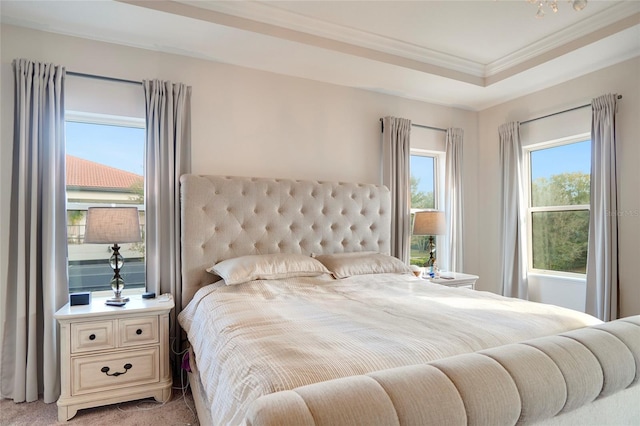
[528,271,586,283]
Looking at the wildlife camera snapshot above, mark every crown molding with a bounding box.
[177,0,485,77]
[177,0,638,81]
[486,1,640,77]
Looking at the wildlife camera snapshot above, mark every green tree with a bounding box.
[67,210,85,244]
[128,179,144,204]
[128,180,145,258]
[531,172,590,273]
[68,210,84,226]
[532,172,590,207]
[410,175,434,209]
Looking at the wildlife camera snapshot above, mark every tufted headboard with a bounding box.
[179,175,391,308]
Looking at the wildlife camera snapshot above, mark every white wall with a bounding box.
[0,24,478,306]
[477,57,640,318]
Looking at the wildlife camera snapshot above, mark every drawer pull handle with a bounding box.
[136,329,143,335]
[89,334,96,341]
[100,363,132,377]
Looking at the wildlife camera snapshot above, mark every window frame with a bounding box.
[65,111,146,295]
[409,149,445,267]
[524,133,590,278]
[410,148,445,210]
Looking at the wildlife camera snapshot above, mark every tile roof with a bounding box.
[66,155,143,190]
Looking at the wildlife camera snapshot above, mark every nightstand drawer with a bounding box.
[72,347,159,395]
[118,316,159,347]
[71,321,115,353]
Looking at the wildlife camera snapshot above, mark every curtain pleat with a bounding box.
[445,128,464,272]
[143,80,191,371]
[382,117,411,263]
[586,94,619,321]
[499,122,528,299]
[1,58,68,403]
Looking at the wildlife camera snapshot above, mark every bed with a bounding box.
[178,174,639,426]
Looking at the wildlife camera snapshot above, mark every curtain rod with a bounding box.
[521,94,622,125]
[67,70,142,86]
[379,118,447,133]
[412,123,447,133]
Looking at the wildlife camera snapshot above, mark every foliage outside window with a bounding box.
[65,114,146,293]
[528,138,590,275]
[410,154,437,267]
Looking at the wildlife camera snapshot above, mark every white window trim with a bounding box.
[524,133,590,278]
[66,111,144,128]
[67,203,145,210]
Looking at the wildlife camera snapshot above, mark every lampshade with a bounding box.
[412,210,446,236]
[84,207,142,244]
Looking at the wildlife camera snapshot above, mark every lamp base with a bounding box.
[107,296,130,303]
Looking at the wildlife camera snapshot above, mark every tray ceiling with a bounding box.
[1,0,638,110]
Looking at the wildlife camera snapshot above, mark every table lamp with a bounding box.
[84,207,142,304]
[412,210,446,272]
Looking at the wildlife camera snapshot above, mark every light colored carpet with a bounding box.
[0,387,199,426]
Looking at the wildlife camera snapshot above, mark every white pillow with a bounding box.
[208,253,331,285]
[313,252,412,279]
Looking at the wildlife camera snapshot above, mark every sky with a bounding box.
[66,121,589,186]
[410,155,435,194]
[411,140,590,196]
[531,140,591,180]
[66,121,145,176]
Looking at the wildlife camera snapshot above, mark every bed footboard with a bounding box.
[245,316,640,426]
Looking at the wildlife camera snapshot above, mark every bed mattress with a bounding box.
[178,273,600,425]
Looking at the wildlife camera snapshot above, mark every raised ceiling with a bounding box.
[1,0,639,110]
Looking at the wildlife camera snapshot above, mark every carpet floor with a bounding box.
[0,387,199,426]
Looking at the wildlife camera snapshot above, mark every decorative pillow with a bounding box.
[313,251,412,279]
[208,253,331,285]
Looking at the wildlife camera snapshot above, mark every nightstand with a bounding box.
[429,272,479,289]
[55,295,174,421]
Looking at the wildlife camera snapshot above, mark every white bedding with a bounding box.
[178,273,601,425]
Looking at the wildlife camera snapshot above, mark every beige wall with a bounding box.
[1,23,637,317]
[477,57,640,318]
[0,24,478,302]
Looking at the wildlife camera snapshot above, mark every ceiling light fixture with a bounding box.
[529,0,587,18]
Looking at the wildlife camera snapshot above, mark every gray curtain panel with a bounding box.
[143,80,192,369]
[1,59,69,403]
[586,94,619,321]
[382,116,411,263]
[445,128,464,272]
[499,122,528,299]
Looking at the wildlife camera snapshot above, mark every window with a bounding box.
[527,136,590,275]
[409,151,443,266]
[65,113,146,294]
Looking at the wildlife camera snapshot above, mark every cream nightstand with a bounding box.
[54,295,174,421]
[429,272,479,289]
